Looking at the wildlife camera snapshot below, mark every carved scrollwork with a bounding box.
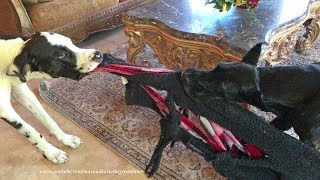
[125,29,145,63]
[279,31,300,59]
[262,30,300,65]
[127,31,142,48]
[125,24,238,69]
[159,41,206,69]
[295,19,313,54]
[185,50,206,68]
[295,16,320,54]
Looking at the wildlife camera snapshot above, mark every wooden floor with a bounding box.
[0,28,148,180]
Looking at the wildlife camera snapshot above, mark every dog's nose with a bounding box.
[92,51,103,63]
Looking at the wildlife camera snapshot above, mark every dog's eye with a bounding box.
[58,53,66,59]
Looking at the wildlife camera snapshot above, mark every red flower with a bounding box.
[237,0,259,9]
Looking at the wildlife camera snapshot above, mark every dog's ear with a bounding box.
[6,50,34,83]
[241,42,264,66]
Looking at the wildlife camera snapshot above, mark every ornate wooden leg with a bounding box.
[261,1,320,65]
[295,17,320,54]
[125,28,145,64]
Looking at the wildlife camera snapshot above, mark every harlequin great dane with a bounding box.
[0,32,102,164]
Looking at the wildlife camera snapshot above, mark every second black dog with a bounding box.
[182,43,320,150]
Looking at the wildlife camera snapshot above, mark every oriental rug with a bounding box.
[39,44,224,180]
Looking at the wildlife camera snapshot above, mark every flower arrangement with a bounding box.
[205,0,259,12]
[205,0,261,25]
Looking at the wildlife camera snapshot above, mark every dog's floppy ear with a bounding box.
[6,33,42,82]
[6,50,34,83]
[241,42,265,66]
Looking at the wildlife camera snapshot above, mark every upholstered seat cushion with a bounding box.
[26,0,119,31]
[21,0,54,5]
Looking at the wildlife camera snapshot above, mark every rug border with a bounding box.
[38,81,183,180]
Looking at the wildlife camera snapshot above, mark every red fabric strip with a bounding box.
[93,64,265,158]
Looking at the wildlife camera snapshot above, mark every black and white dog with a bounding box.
[182,43,320,150]
[0,32,102,164]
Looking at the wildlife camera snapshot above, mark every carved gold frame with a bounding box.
[122,16,246,69]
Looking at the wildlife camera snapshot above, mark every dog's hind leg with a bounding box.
[145,94,181,177]
[270,110,300,131]
[11,83,82,148]
[294,113,320,151]
[0,85,68,164]
[145,118,173,177]
[291,91,320,150]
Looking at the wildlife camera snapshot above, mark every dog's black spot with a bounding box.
[12,122,22,129]
[34,143,38,146]
[25,132,30,138]
[2,118,23,129]
[40,134,43,138]
[1,117,8,122]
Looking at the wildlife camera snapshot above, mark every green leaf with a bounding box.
[206,0,236,12]
[217,0,225,6]
[213,3,223,10]
[225,2,233,11]
[225,0,235,4]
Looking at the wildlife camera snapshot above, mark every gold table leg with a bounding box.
[261,1,320,65]
[295,13,320,54]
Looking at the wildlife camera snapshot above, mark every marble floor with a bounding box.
[0,27,149,180]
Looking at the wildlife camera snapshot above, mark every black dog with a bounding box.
[182,43,320,150]
[101,53,320,178]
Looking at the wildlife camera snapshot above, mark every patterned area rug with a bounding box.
[39,45,224,180]
[39,39,319,179]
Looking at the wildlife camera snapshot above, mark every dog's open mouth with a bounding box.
[78,52,134,79]
[76,63,105,80]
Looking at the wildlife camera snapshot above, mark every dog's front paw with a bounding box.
[44,145,68,164]
[313,139,320,151]
[310,127,320,151]
[60,134,83,148]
